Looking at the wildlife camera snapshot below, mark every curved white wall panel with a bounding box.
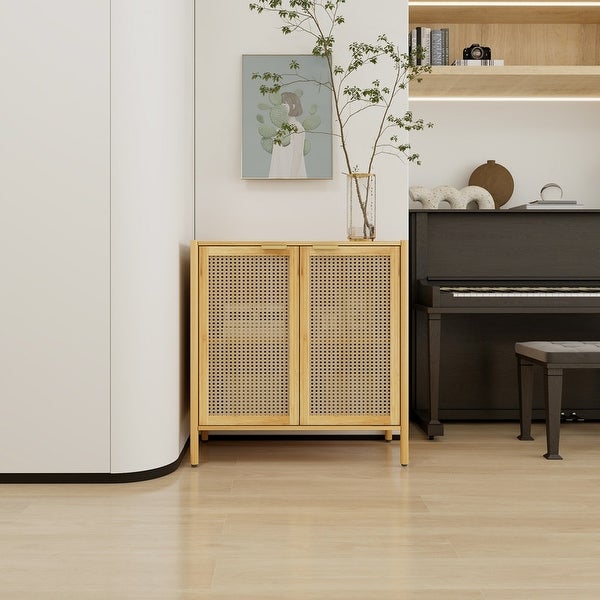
[110,0,194,473]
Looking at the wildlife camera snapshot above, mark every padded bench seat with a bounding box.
[515,341,600,460]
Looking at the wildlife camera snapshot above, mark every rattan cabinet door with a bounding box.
[299,245,400,426]
[198,246,299,426]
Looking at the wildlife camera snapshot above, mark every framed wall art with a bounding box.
[242,54,333,180]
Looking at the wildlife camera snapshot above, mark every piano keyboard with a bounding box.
[441,286,600,298]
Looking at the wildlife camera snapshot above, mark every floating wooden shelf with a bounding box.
[410,1,600,24]
[408,2,600,98]
[409,66,600,98]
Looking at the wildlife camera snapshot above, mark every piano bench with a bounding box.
[515,341,600,460]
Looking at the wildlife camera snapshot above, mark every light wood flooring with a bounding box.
[3,421,600,599]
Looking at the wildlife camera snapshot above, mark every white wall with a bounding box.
[0,0,111,472]
[409,100,600,209]
[110,0,195,473]
[195,0,411,241]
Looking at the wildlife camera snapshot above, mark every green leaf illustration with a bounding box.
[260,137,274,154]
[270,105,289,128]
[302,115,321,131]
[258,123,278,138]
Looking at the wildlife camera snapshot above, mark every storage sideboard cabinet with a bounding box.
[190,241,409,465]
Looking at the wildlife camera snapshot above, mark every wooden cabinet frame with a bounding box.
[190,241,409,466]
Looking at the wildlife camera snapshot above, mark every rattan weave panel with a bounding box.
[309,255,391,417]
[208,255,289,416]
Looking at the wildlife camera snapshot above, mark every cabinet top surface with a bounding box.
[191,240,405,246]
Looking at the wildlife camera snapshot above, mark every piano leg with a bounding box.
[426,313,444,439]
[544,367,564,460]
[517,357,535,441]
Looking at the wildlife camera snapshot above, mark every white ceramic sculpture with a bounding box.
[409,185,495,210]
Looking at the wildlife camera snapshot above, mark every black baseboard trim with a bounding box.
[0,440,189,484]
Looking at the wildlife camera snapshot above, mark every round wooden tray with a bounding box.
[468,160,514,208]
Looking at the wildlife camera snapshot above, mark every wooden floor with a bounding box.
[3,421,600,598]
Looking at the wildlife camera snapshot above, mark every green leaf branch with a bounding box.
[249,0,433,237]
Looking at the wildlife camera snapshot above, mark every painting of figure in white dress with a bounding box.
[242,55,332,179]
[268,91,307,178]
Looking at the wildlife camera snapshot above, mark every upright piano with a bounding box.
[410,209,600,437]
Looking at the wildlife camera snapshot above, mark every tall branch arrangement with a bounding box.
[249,0,432,237]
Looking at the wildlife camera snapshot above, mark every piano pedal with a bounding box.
[560,410,585,423]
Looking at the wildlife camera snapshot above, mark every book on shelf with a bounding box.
[410,27,450,66]
[452,59,505,66]
[409,26,431,65]
[430,29,443,66]
[441,28,449,66]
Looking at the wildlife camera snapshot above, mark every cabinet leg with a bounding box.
[400,427,409,466]
[384,430,392,442]
[190,431,200,466]
[201,431,209,442]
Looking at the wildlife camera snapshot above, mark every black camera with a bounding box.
[463,44,492,60]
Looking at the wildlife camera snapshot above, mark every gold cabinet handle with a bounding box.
[260,244,288,250]
[311,244,339,251]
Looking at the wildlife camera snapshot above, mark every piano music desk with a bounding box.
[516,341,600,459]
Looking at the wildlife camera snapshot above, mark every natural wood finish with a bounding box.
[197,245,299,428]
[198,245,209,447]
[190,241,408,465]
[411,66,600,97]
[299,247,311,427]
[409,2,600,97]
[299,244,401,427]
[7,422,600,598]
[191,240,401,246]
[410,3,600,24]
[408,23,600,66]
[189,242,200,465]
[400,240,409,465]
[194,424,398,431]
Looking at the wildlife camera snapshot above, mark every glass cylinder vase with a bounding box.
[346,172,376,241]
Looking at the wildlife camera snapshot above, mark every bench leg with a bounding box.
[517,357,534,441]
[544,367,564,460]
